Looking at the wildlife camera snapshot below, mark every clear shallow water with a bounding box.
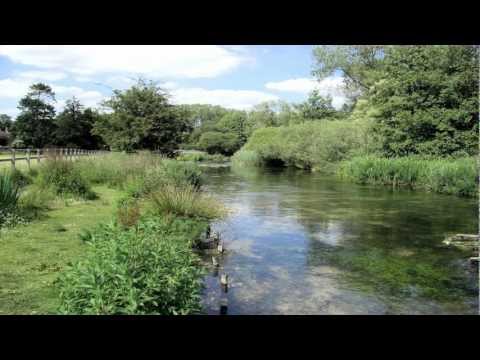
[200,164,479,315]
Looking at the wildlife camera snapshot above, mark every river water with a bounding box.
[199,164,479,315]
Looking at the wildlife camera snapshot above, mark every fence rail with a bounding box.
[0,147,109,170]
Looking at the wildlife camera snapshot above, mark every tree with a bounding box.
[197,131,241,155]
[312,45,385,99]
[295,90,338,120]
[12,83,57,148]
[54,97,105,149]
[0,114,13,132]
[93,79,190,155]
[370,45,479,156]
[179,104,228,145]
[245,102,278,136]
[216,110,248,145]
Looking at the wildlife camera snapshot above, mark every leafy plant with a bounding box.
[57,218,205,315]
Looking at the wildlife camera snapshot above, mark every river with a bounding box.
[199,164,479,315]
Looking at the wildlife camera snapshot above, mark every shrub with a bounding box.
[116,197,141,228]
[17,185,56,220]
[238,119,377,171]
[57,218,205,315]
[231,149,262,167]
[8,169,32,188]
[148,184,226,220]
[37,158,96,199]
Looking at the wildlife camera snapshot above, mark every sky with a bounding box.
[0,45,347,118]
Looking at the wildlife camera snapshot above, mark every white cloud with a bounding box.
[170,87,279,110]
[0,45,249,79]
[265,78,318,93]
[0,78,32,98]
[265,76,348,109]
[54,86,105,109]
[18,70,67,81]
[0,77,106,116]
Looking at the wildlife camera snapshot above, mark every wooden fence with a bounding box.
[0,147,109,170]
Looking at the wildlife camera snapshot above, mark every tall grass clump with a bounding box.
[177,151,229,163]
[231,149,262,167]
[148,184,226,220]
[0,172,21,227]
[57,218,204,315]
[338,155,478,197]
[36,158,96,200]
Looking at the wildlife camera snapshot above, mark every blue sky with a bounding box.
[0,45,346,117]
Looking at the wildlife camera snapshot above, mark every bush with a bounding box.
[148,184,226,220]
[231,149,262,167]
[116,197,141,228]
[17,185,56,220]
[37,158,96,199]
[238,119,377,171]
[57,218,205,315]
[338,155,478,197]
[197,131,242,155]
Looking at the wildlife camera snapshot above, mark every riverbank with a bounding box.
[231,121,478,198]
[0,153,225,314]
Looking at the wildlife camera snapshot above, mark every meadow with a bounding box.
[0,152,225,314]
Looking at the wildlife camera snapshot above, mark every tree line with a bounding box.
[1,45,478,158]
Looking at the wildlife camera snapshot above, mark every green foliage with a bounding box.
[294,90,339,120]
[338,155,478,197]
[231,149,262,167]
[239,119,377,171]
[176,151,228,163]
[54,98,105,149]
[116,197,141,229]
[370,45,479,157]
[57,218,205,315]
[11,83,57,148]
[148,184,226,220]
[197,131,242,155]
[8,169,32,188]
[312,45,385,97]
[17,185,56,220]
[37,158,96,200]
[94,79,190,154]
[0,172,20,215]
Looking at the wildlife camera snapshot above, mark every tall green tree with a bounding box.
[0,114,13,132]
[295,90,338,120]
[93,79,190,155]
[12,83,57,148]
[54,97,105,149]
[370,45,479,156]
[246,102,278,136]
[312,45,385,99]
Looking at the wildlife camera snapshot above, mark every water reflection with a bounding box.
[200,165,478,315]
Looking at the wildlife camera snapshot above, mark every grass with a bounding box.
[0,152,226,314]
[0,186,124,314]
[177,151,229,163]
[148,184,227,220]
[338,155,478,197]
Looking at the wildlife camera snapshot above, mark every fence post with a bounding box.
[26,148,31,171]
[37,149,41,163]
[11,148,16,170]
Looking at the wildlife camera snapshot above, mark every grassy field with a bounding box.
[0,186,124,314]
